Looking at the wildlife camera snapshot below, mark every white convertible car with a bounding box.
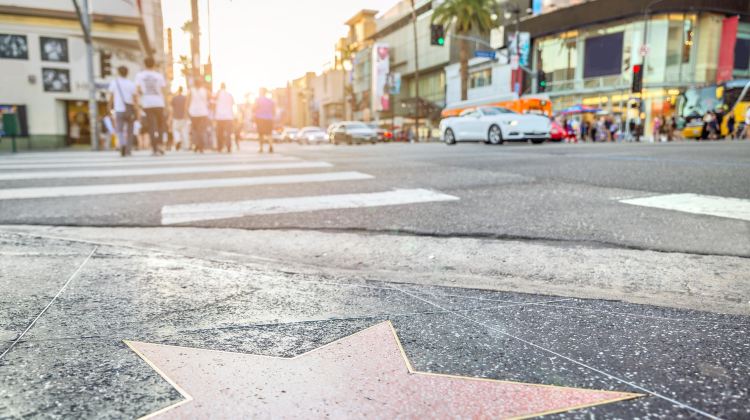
[440,107,551,145]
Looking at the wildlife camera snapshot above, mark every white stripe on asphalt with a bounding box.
[0,154,294,165]
[0,161,332,180]
[0,172,373,200]
[0,156,298,170]
[620,193,750,222]
[161,189,460,225]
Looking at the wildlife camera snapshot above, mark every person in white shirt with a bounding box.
[214,83,235,153]
[135,56,167,155]
[107,66,137,157]
[187,79,210,153]
[744,107,750,140]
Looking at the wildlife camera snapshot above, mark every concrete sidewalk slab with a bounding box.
[0,231,747,418]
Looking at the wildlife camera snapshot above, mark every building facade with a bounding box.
[0,0,163,151]
[521,0,750,135]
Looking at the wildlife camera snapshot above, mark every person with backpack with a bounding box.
[107,66,137,157]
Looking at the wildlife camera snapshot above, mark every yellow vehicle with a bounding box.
[677,79,750,139]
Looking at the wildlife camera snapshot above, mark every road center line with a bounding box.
[620,193,750,222]
[161,189,460,225]
[0,161,332,180]
[0,171,374,200]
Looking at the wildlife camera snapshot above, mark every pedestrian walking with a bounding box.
[234,114,243,151]
[744,107,750,140]
[652,116,662,142]
[726,113,735,140]
[214,83,235,153]
[107,65,137,157]
[170,86,189,151]
[253,87,275,153]
[135,56,168,156]
[188,79,210,153]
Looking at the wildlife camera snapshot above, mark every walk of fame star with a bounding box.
[126,322,641,419]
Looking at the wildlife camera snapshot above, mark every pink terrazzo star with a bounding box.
[127,322,640,419]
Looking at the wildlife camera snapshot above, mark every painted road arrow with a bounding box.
[127,322,640,419]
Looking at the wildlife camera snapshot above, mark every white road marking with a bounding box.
[620,193,750,222]
[0,156,298,170]
[0,172,373,200]
[161,189,460,225]
[0,161,332,180]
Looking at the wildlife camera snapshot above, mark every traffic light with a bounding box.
[100,51,112,77]
[537,70,547,93]
[631,64,643,93]
[430,24,445,46]
[202,62,213,91]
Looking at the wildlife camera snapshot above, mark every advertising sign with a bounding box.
[388,72,402,95]
[508,32,530,68]
[717,16,739,83]
[372,44,390,112]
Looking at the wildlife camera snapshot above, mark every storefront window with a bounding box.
[469,68,492,89]
[537,32,577,89]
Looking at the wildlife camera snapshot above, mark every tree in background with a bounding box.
[432,0,497,101]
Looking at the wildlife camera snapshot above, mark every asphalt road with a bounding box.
[1,140,749,419]
[1,140,748,256]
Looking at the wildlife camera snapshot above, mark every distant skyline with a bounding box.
[162,0,399,98]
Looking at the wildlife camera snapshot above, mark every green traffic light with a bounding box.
[540,81,546,87]
[438,37,445,45]
[205,75,212,82]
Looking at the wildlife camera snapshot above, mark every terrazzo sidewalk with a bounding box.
[0,231,748,419]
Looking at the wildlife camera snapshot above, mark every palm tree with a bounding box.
[432,0,497,101]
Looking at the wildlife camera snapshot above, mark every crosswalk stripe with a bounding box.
[0,161,332,180]
[0,153,293,165]
[620,193,750,222]
[161,189,460,224]
[0,156,298,170]
[0,172,374,200]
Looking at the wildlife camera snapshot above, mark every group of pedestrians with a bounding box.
[107,57,251,157]
[107,57,167,157]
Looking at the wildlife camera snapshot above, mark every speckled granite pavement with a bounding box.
[1,231,748,419]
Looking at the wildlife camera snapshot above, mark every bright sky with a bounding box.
[162,0,398,98]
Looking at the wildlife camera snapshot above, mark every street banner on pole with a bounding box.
[372,44,390,112]
[717,16,739,83]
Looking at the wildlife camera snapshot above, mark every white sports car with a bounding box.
[440,107,551,145]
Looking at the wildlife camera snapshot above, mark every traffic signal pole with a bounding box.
[190,0,201,80]
[73,0,98,150]
[410,0,420,142]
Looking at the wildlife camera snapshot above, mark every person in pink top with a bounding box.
[253,87,276,153]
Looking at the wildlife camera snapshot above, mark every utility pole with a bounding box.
[190,0,201,80]
[410,0,420,142]
[73,0,98,150]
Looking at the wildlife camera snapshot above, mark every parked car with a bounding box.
[330,121,378,145]
[549,121,566,141]
[367,123,393,142]
[439,106,551,145]
[280,127,299,142]
[296,126,328,144]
